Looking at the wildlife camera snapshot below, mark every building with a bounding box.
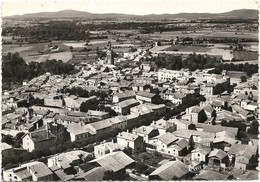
[67,122,91,142]
[112,98,140,115]
[156,133,178,154]
[132,126,159,143]
[191,146,211,163]
[112,91,135,103]
[106,41,114,65]
[117,131,144,152]
[94,141,124,158]
[136,91,159,103]
[88,151,134,173]
[3,161,53,181]
[158,69,184,81]
[149,161,190,180]
[22,128,56,152]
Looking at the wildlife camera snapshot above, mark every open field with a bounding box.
[164,45,211,52]
[2,40,108,63]
[140,29,258,40]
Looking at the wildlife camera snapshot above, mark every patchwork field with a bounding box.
[163,45,211,52]
[2,40,109,63]
[140,29,258,40]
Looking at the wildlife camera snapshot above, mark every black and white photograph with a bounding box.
[1,0,259,181]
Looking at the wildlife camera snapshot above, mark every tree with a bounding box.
[135,162,148,174]
[32,149,45,158]
[248,120,259,135]
[240,75,247,83]
[188,124,196,130]
[2,135,14,145]
[22,151,35,161]
[103,170,116,181]
[15,132,25,141]
[188,136,195,151]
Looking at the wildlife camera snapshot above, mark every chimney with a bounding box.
[127,129,129,133]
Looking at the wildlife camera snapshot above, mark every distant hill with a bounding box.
[5,9,258,20]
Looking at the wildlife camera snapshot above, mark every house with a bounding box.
[67,123,91,142]
[22,128,56,152]
[188,106,207,124]
[87,110,109,120]
[213,131,239,150]
[131,103,166,116]
[132,126,159,143]
[191,145,211,163]
[75,167,106,181]
[3,161,53,181]
[193,169,231,180]
[85,119,113,135]
[203,125,238,138]
[228,144,258,171]
[203,104,216,119]
[208,149,229,168]
[156,133,178,154]
[112,98,140,115]
[171,119,192,130]
[117,131,144,152]
[172,129,215,144]
[232,105,255,121]
[136,91,159,103]
[149,119,176,135]
[149,161,190,180]
[48,150,91,173]
[88,151,135,173]
[166,139,189,157]
[158,69,184,81]
[54,114,82,127]
[170,92,187,105]
[94,141,124,158]
[210,100,222,112]
[112,91,135,103]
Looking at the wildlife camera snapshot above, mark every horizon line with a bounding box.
[3,8,258,18]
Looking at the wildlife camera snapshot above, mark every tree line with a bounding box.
[2,52,78,86]
[152,53,258,76]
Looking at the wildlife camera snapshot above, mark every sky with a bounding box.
[1,0,259,17]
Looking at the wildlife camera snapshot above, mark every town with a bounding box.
[1,2,259,181]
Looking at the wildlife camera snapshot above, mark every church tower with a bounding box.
[106,41,114,65]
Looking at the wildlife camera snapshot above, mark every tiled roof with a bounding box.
[150,161,189,180]
[88,151,134,172]
[158,133,178,145]
[117,132,140,141]
[209,149,227,160]
[136,91,156,98]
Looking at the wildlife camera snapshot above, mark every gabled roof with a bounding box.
[117,132,140,141]
[203,105,215,113]
[116,98,139,108]
[88,151,134,172]
[209,149,227,160]
[26,129,54,143]
[193,169,229,180]
[28,162,53,178]
[75,167,106,181]
[67,122,90,135]
[191,106,203,113]
[192,146,211,155]
[150,161,189,180]
[158,133,178,145]
[203,125,238,137]
[88,119,112,131]
[133,126,155,135]
[136,91,156,98]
